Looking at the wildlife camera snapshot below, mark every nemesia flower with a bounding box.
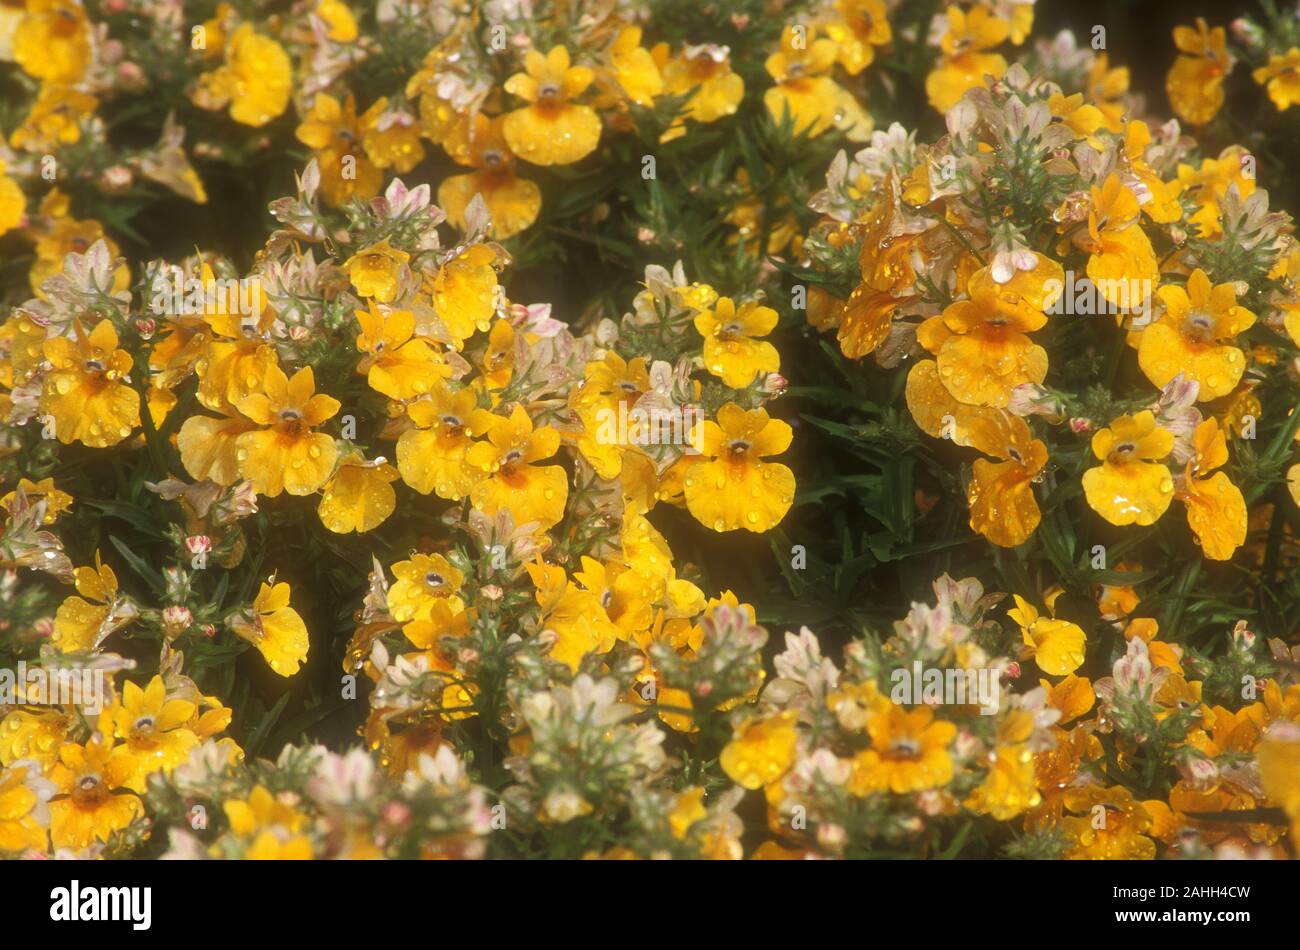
[926,4,1010,113]
[235,364,341,497]
[466,404,569,530]
[193,23,292,127]
[48,739,143,849]
[40,319,140,448]
[1253,48,1300,111]
[231,581,310,676]
[1082,411,1175,526]
[1008,593,1086,676]
[694,296,780,388]
[502,46,602,166]
[683,404,795,533]
[1166,18,1232,126]
[848,705,957,794]
[763,26,842,136]
[1175,419,1246,561]
[1138,269,1254,401]
[438,114,541,238]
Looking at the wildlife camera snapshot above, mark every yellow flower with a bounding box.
[397,383,494,500]
[1082,411,1175,526]
[503,46,602,166]
[1122,121,1182,224]
[720,712,798,789]
[0,763,50,853]
[235,363,341,497]
[963,410,1048,547]
[570,351,653,478]
[223,785,312,858]
[354,300,449,400]
[848,705,956,794]
[467,404,569,530]
[933,259,1061,408]
[294,93,382,205]
[360,97,425,173]
[0,161,24,237]
[964,743,1039,820]
[925,5,1009,113]
[1176,419,1247,561]
[606,26,662,106]
[231,582,310,676]
[694,297,779,388]
[1175,149,1255,239]
[193,23,291,127]
[425,244,500,349]
[1079,174,1158,310]
[103,676,199,793]
[1008,594,1086,676]
[49,739,143,850]
[0,477,72,523]
[438,114,541,239]
[825,0,892,75]
[387,553,465,623]
[10,83,97,152]
[1139,269,1253,401]
[657,42,745,131]
[1253,48,1300,111]
[1061,785,1156,859]
[344,239,410,304]
[524,559,619,670]
[1166,18,1231,126]
[1088,53,1130,130]
[318,453,399,534]
[683,403,795,533]
[314,0,357,43]
[30,214,129,297]
[763,26,841,136]
[1257,723,1300,842]
[178,406,256,486]
[1043,674,1096,724]
[668,786,707,840]
[13,0,89,84]
[41,319,141,448]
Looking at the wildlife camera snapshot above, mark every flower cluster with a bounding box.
[1,0,1299,861]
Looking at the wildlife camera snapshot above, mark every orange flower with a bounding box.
[1175,419,1247,561]
[931,259,1062,408]
[963,410,1048,547]
[848,705,956,794]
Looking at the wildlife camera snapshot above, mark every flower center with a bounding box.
[887,737,922,761]
[1184,311,1215,343]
